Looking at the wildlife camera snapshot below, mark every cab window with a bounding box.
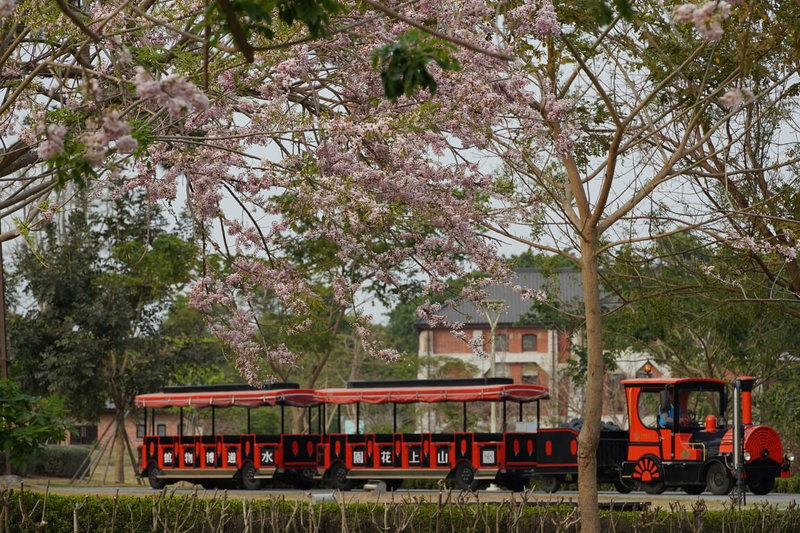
[637,390,663,430]
[677,389,723,427]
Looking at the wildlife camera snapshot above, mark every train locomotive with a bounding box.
[616,376,791,495]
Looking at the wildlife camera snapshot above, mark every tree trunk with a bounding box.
[115,409,127,484]
[577,232,603,533]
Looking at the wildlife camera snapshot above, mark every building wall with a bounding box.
[418,326,662,427]
[69,412,184,446]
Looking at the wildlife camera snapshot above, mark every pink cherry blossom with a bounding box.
[533,0,560,38]
[115,135,138,153]
[719,87,755,108]
[0,0,15,17]
[102,111,130,140]
[673,4,696,23]
[674,1,731,41]
[37,124,67,160]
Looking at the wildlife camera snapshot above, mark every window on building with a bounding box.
[521,334,538,351]
[494,334,509,351]
[522,363,539,385]
[69,425,98,445]
[136,424,145,438]
[157,424,167,436]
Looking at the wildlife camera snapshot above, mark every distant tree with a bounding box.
[8,195,207,483]
[603,235,800,381]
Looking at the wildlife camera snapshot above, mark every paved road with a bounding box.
[15,483,800,508]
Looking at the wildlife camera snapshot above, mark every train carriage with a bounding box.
[135,382,321,490]
[313,377,550,491]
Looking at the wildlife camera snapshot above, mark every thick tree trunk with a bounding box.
[577,233,603,533]
[115,409,127,484]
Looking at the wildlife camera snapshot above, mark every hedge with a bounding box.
[774,476,800,493]
[1,488,799,533]
[0,446,90,478]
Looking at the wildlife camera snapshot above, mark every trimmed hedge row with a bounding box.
[1,488,799,533]
[0,446,90,478]
[774,476,800,493]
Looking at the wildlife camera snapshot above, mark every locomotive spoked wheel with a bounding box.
[748,477,775,495]
[454,462,479,491]
[330,462,354,491]
[613,476,634,494]
[539,474,562,494]
[641,479,666,495]
[147,464,166,490]
[241,462,263,490]
[706,462,734,495]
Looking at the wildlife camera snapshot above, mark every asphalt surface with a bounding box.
[11,482,800,508]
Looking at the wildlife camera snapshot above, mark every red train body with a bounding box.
[135,376,791,494]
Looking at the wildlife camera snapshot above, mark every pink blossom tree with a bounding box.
[2,0,800,529]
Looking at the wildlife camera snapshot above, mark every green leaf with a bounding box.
[371,29,460,101]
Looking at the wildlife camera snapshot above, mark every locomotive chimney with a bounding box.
[737,376,756,425]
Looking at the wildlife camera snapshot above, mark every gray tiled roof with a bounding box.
[415,268,589,328]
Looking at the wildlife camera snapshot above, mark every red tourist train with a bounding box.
[135,376,792,494]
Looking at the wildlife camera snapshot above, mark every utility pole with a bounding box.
[482,300,505,432]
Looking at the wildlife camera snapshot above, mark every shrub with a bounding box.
[0,445,89,478]
[774,476,800,493]
[1,488,800,533]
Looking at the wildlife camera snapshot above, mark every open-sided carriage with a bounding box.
[313,377,550,491]
[135,382,321,490]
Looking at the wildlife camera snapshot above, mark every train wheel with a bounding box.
[539,474,561,493]
[291,469,316,490]
[613,477,634,494]
[147,464,166,490]
[384,479,403,491]
[748,477,775,495]
[241,463,263,490]
[502,476,528,492]
[641,479,665,495]
[454,462,479,491]
[330,463,354,491]
[706,462,733,495]
[682,485,705,495]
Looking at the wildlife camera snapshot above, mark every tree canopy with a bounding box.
[2,0,800,527]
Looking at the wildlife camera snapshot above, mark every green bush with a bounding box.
[33,445,90,477]
[774,476,800,493]
[0,445,89,478]
[1,488,800,533]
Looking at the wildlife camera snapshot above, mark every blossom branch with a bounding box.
[359,0,513,61]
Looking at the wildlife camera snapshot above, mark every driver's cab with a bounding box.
[622,378,727,463]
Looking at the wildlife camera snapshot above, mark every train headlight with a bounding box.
[788,452,795,462]
[744,451,751,461]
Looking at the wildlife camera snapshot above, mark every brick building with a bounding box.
[415,268,667,429]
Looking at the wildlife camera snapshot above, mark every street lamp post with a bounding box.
[482,300,505,432]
